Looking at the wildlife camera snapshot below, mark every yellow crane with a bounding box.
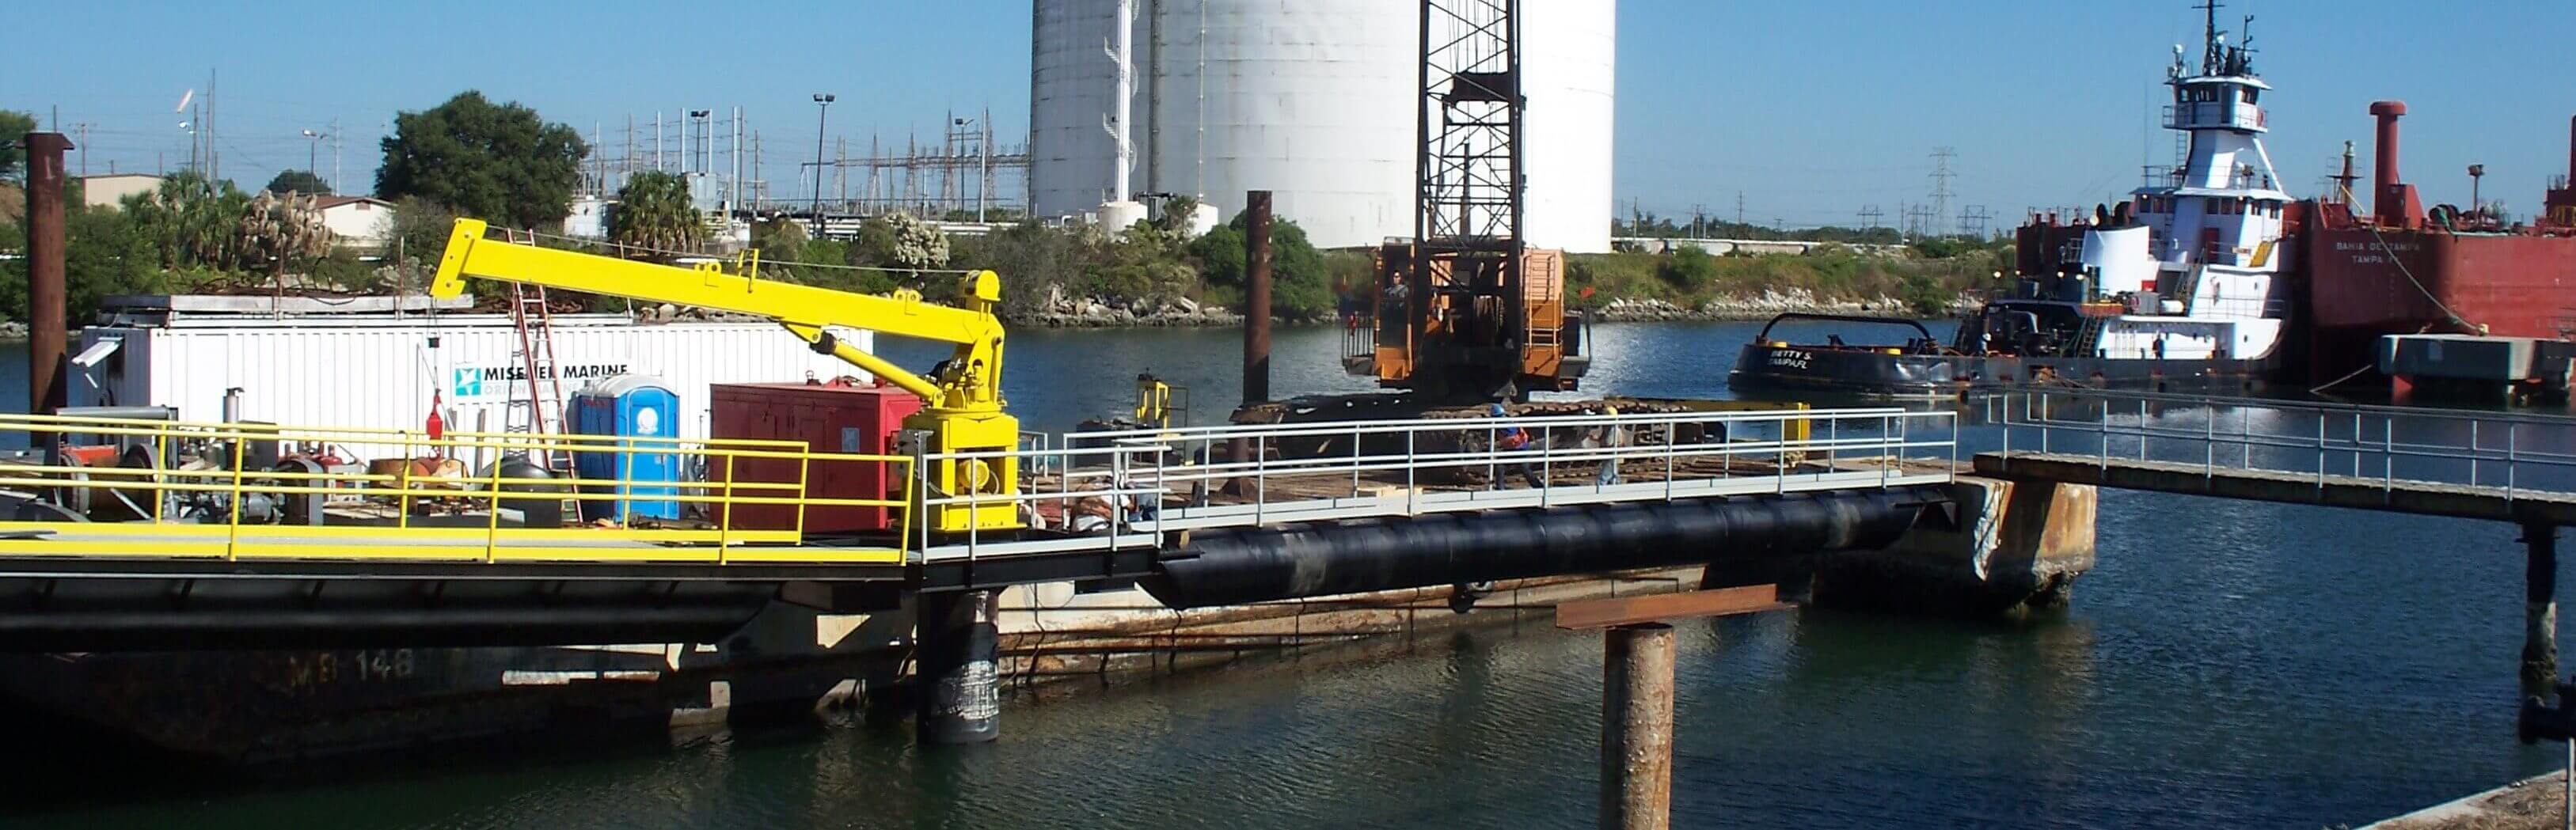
[428,218,1020,532]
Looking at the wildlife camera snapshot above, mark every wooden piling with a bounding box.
[1559,584,1795,830]
[1601,623,1675,830]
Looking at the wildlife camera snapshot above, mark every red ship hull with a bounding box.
[2308,228,2576,335]
[2302,226,2576,381]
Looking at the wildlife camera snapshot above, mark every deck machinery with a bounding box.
[1339,0,1587,404]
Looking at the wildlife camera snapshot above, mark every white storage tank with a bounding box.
[1030,0,1616,252]
[66,296,882,461]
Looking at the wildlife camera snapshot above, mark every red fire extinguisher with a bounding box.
[425,390,447,451]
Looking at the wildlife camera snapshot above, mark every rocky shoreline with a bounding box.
[0,321,25,341]
[1585,289,1978,322]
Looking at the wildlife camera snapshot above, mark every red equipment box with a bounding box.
[710,382,923,534]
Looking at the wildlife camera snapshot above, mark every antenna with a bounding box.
[2197,0,2223,74]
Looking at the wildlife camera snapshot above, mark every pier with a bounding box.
[0,403,2026,745]
[1976,388,2576,724]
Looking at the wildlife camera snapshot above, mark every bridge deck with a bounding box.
[1974,451,2576,525]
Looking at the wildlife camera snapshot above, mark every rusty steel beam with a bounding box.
[25,131,72,421]
[1556,584,1792,630]
[1244,189,1273,404]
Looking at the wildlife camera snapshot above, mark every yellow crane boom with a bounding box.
[429,218,1020,532]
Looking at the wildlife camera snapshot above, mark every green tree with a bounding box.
[1656,244,1717,288]
[952,221,1084,318]
[386,195,458,270]
[121,171,250,271]
[0,109,36,182]
[376,91,587,229]
[1189,210,1332,319]
[1156,195,1201,236]
[606,171,701,254]
[263,169,330,195]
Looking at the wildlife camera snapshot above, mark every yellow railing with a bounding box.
[0,412,911,565]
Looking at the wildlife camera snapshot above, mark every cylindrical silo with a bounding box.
[1031,0,1617,252]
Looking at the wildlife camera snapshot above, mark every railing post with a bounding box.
[1407,428,1418,516]
[1541,424,1554,508]
[397,430,414,530]
[153,430,169,523]
[1254,435,1267,525]
[224,435,249,560]
[2510,422,2519,500]
[2475,420,2483,488]
[484,443,507,563]
[1351,421,1362,498]
[716,453,737,561]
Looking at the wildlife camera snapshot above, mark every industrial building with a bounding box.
[1028,0,1616,252]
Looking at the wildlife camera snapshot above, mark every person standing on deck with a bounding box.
[1489,404,1544,489]
[1594,404,1628,487]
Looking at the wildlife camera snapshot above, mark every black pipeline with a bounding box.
[1146,487,1943,608]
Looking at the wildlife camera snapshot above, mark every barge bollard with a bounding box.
[1558,585,1796,830]
[915,589,1001,745]
[1601,623,1675,830]
[2530,523,2559,703]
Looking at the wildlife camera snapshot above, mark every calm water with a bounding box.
[2,322,2568,828]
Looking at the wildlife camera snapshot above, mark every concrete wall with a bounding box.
[77,174,161,210]
[318,199,393,248]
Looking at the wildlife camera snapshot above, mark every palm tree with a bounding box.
[608,171,703,256]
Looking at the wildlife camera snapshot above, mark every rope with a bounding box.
[2335,184,2480,333]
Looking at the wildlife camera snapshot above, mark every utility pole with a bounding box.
[811,93,836,235]
[1734,191,1745,226]
[624,115,635,180]
[655,111,664,172]
[329,118,342,195]
[1929,146,1956,237]
[70,123,91,176]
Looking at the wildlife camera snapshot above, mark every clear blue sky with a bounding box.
[9,0,2570,229]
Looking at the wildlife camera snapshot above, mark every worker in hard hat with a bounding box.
[1487,404,1543,490]
[1594,404,1628,487]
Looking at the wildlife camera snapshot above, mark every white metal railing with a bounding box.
[911,407,1960,563]
[1989,389,2576,502]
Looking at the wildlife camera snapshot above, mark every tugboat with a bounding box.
[1731,5,2298,398]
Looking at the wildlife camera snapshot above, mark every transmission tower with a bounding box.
[1928,146,1956,237]
[1734,191,1745,226]
[1858,205,1882,233]
[1959,204,1991,239]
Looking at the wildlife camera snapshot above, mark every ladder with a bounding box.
[500,229,578,522]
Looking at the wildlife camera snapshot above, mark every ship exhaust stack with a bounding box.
[2369,100,2422,226]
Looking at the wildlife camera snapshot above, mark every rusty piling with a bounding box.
[25,131,72,422]
[1244,190,1272,404]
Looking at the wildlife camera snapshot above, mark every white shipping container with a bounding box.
[68,313,883,462]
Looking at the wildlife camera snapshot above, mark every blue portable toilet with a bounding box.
[570,375,682,522]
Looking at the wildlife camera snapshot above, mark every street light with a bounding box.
[299,128,330,191]
[811,93,835,238]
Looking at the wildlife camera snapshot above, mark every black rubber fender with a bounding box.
[1143,484,1944,608]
